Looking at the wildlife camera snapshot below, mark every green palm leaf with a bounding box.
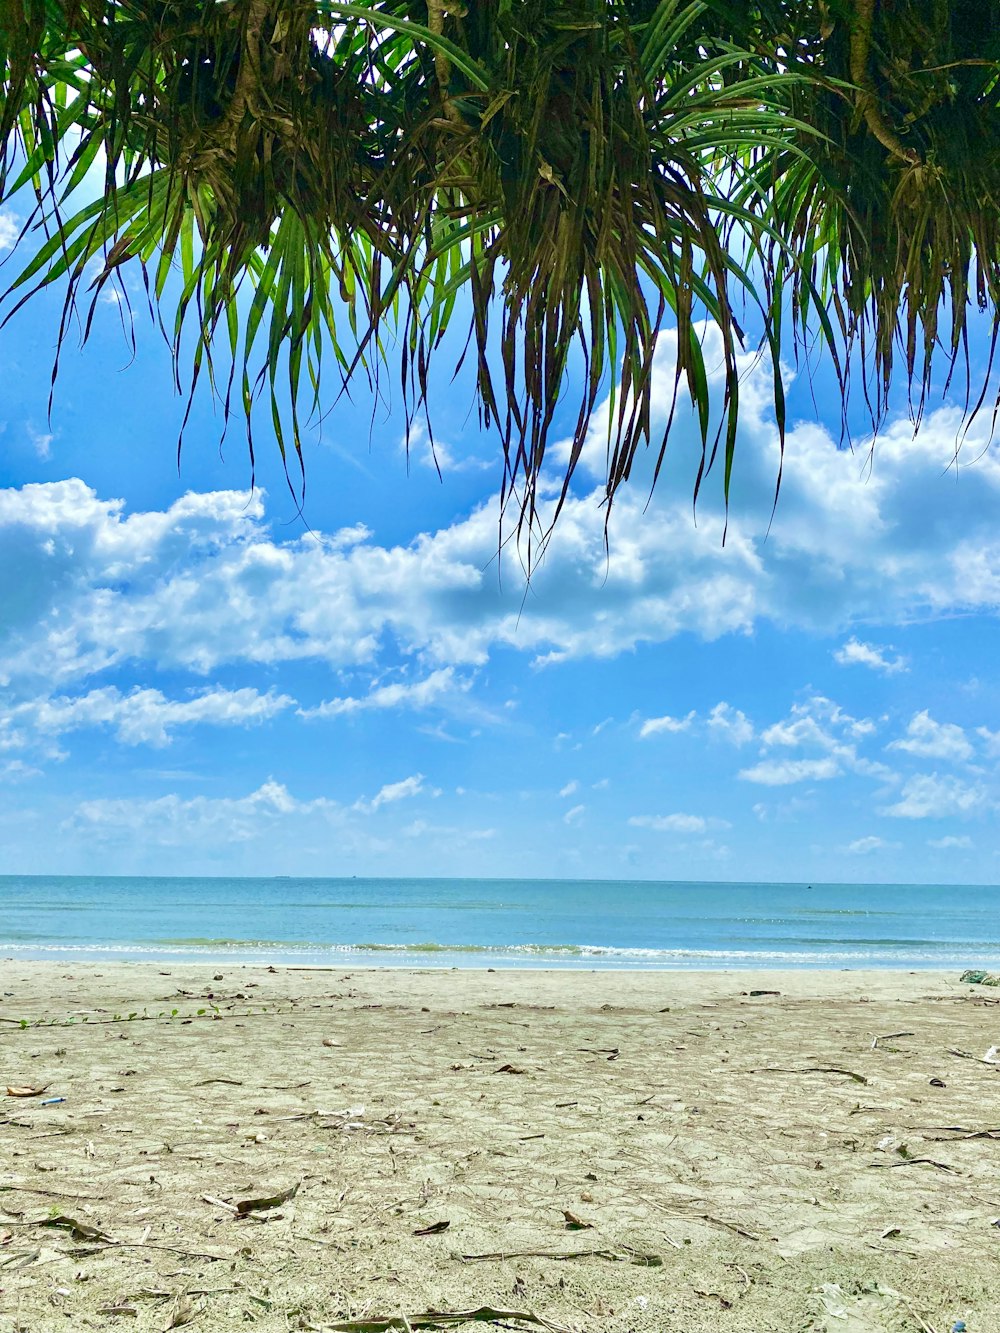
[0,0,998,555]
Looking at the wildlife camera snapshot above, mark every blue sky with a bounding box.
[2,206,1000,882]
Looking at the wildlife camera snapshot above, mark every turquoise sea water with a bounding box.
[0,875,998,968]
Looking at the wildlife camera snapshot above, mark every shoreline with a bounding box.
[4,945,997,971]
[2,961,998,1330]
[0,958,983,988]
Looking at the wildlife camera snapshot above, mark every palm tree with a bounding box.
[1,0,998,545]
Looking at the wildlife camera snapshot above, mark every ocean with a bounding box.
[0,875,998,969]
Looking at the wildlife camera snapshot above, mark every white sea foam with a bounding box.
[0,939,993,969]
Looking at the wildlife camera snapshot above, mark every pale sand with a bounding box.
[2,964,999,1331]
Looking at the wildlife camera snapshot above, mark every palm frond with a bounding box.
[0,0,998,557]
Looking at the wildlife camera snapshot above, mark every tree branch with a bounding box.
[848,0,920,165]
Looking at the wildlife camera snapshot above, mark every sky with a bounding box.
[2,209,1000,883]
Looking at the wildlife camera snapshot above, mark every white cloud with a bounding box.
[976,726,1000,758]
[880,773,987,819]
[707,702,754,746]
[760,697,874,750]
[67,780,334,845]
[558,780,580,797]
[355,773,432,814]
[845,835,892,855]
[402,819,496,842]
[27,426,53,462]
[927,835,973,850]
[834,638,907,675]
[303,668,467,718]
[0,479,761,685]
[15,685,293,747]
[628,812,729,834]
[639,711,694,739]
[8,323,1000,695]
[402,421,492,476]
[563,804,586,825]
[749,696,890,783]
[0,211,17,251]
[887,711,973,763]
[738,757,841,786]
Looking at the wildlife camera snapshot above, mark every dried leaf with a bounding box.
[40,1215,115,1243]
[236,1181,300,1216]
[6,1085,48,1098]
[164,1294,196,1329]
[413,1220,451,1236]
[325,1308,573,1332]
[562,1210,592,1230]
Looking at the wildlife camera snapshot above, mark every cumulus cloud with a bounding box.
[563,803,586,825]
[887,711,973,763]
[639,711,694,738]
[639,702,752,745]
[27,426,53,462]
[558,780,580,797]
[355,773,432,814]
[0,210,17,251]
[402,421,492,476]
[834,638,908,675]
[976,726,1000,757]
[636,697,886,788]
[741,696,889,785]
[927,835,973,850]
[0,478,761,684]
[707,702,754,746]
[628,812,729,834]
[302,668,467,719]
[880,773,987,819]
[15,685,293,747]
[5,341,1000,693]
[66,780,335,845]
[402,819,496,842]
[738,757,842,786]
[845,835,894,855]
[760,696,875,750]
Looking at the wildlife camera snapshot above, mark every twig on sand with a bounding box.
[919,1125,1000,1141]
[749,1066,869,1085]
[871,1032,914,1050]
[727,1264,752,1291]
[459,1246,662,1266]
[901,1300,939,1333]
[4,1220,230,1262]
[64,1240,231,1262]
[628,1201,757,1241]
[622,1193,753,1242]
[868,1158,958,1173]
[324,1309,574,1332]
[947,1047,1000,1066]
[0,1184,98,1201]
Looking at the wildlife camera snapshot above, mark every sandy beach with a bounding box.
[1,964,999,1332]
